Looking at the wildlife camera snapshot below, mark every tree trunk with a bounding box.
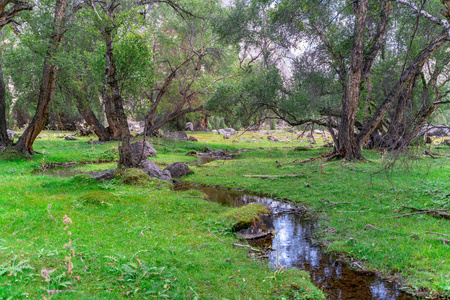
[14,0,67,154]
[335,0,368,160]
[76,100,112,141]
[0,64,9,146]
[102,12,134,168]
[356,30,449,147]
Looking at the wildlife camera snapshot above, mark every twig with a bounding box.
[365,224,382,231]
[12,227,29,236]
[189,286,199,298]
[232,243,262,253]
[207,229,226,244]
[426,231,450,238]
[139,227,151,236]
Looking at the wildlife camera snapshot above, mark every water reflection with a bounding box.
[174,184,415,300]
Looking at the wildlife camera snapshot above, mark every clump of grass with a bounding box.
[99,148,119,161]
[120,168,152,185]
[75,190,119,207]
[271,270,325,300]
[222,203,269,231]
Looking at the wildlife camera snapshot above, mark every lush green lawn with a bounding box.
[0,133,323,299]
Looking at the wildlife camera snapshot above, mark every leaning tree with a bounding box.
[0,0,34,147]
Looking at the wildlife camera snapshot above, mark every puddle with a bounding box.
[174,183,415,300]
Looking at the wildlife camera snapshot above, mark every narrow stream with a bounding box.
[174,183,415,300]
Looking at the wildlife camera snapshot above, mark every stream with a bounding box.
[174,183,415,300]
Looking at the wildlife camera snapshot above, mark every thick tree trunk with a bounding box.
[14,0,67,154]
[335,0,368,160]
[102,13,134,168]
[0,64,9,146]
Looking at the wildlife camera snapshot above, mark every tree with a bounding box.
[14,0,84,154]
[0,0,34,146]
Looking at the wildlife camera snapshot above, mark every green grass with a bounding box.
[0,133,324,299]
[179,142,450,298]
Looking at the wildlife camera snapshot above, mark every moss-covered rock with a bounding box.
[222,203,270,232]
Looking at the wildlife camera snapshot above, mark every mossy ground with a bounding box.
[0,131,324,299]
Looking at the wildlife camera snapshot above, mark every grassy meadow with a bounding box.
[1,130,449,299]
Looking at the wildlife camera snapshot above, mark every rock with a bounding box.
[89,169,116,180]
[87,139,105,145]
[421,125,450,137]
[217,128,236,135]
[186,122,194,131]
[273,139,282,142]
[0,146,5,154]
[205,146,213,152]
[267,136,273,141]
[65,136,78,140]
[306,133,314,138]
[188,136,198,142]
[223,135,231,139]
[162,131,188,140]
[7,130,18,141]
[240,137,247,140]
[211,130,218,134]
[139,160,172,182]
[164,162,192,178]
[130,141,157,166]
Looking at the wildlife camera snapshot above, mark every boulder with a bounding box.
[205,146,213,152]
[139,160,172,182]
[186,122,194,131]
[217,128,236,135]
[65,136,78,140]
[211,130,218,134]
[223,135,231,139]
[7,130,18,141]
[130,141,157,166]
[89,169,116,180]
[188,136,198,142]
[162,131,188,140]
[421,125,450,137]
[164,162,192,178]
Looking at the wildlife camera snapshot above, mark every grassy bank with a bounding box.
[176,134,450,298]
[0,133,324,299]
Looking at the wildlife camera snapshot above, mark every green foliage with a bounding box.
[207,65,282,127]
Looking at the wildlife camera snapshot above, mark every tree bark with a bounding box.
[14,0,67,154]
[101,3,134,168]
[335,0,368,160]
[0,64,9,146]
[76,98,112,141]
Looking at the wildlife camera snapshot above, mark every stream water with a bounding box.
[174,183,415,300]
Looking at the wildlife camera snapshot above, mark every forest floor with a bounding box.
[0,130,449,299]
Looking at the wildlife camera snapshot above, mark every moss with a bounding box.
[222,203,269,232]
